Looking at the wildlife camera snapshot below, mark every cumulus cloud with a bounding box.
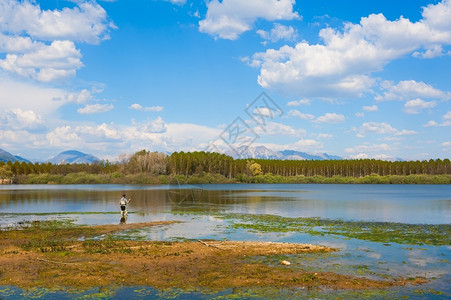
[287,98,310,106]
[315,113,345,124]
[292,139,323,150]
[356,122,417,138]
[404,98,436,114]
[77,103,114,114]
[163,0,186,5]
[131,117,167,134]
[253,121,306,136]
[355,112,365,118]
[0,0,114,44]
[75,123,121,141]
[345,143,393,154]
[129,103,164,112]
[363,105,378,112]
[317,133,333,139]
[42,125,84,148]
[19,117,224,159]
[376,80,451,101]
[251,0,451,98]
[424,110,451,126]
[0,39,82,81]
[288,110,345,123]
[0,76,66,115]
[199,0,298,40]
[0,0,114,81]
[0,108,45,131]
[63,89,94,104]
[288,109,315,120]
[257,23,297,42]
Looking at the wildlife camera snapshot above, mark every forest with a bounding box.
[1,150,450,184]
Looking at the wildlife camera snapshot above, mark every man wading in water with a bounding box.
[119,194,131,220]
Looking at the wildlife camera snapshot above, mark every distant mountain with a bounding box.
[225,145,342,161]
[49,150,100,164]
[229,145,283,160]
[0,148,30,163]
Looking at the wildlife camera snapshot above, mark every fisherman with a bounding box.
[119,194,131,218]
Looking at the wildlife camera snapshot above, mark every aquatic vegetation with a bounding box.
[214,213,451,246]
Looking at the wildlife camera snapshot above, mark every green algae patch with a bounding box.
[1,220,425,294]
[217,213,451,246]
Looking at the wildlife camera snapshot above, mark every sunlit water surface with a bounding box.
[1,184,450,299]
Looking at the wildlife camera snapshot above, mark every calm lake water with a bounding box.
[1,184,450,299]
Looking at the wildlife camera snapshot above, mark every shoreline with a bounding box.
[5,173,451,185]
[1,221,427,294]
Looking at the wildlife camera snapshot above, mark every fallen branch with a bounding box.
[198,240,225,250]
[36,257,78,265]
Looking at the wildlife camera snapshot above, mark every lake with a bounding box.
[1,184,450,299]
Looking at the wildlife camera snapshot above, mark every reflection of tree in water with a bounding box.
[167,186,204,206]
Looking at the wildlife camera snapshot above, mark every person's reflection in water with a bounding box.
[120,216,127,224]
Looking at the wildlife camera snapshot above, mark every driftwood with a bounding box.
[198,240,225,250]
[36,257,78,265]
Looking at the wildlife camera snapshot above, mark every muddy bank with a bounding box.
[0,221,426,293]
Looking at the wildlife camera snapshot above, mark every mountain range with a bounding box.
[0,148,30,163]
[224,145,342,160]
[0,148,99,164]
[48,150,100,164]
[1,146,342,164]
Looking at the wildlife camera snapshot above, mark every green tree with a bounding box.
[0,164,13,179]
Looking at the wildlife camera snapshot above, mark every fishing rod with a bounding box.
[128,191,137,202]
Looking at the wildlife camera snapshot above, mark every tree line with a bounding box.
[1,150,450,181]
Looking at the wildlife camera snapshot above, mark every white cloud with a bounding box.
[424,110,451,126]
[252,0,451,98]
[75,123,121,141]
[199,0,299,40]
[376,80,451,101]
[315,113,345,124]
[257,23,297,42]
[288,110,345,124]
[424,120,439,127]
[163,0,186,5]
[394,129,418,136]
[77,103,114,114]
[348,152,399,161]
[63,89,94,104]
[129,103,164,112]
[29,118,224,158]
[131,117,167,134]
[357,122,417,138]
[288,109,315,120]
[253,121,306,136]
[0,39,82,82]
[404,98,436,114]
[0,108,44,131]
[355,112,365,117]
[363,105,378,112]
[0,76,66,115]
[345,143,393,154]
[42,125,84,148]
[291,139,323,150]
[287,99,310,106]
[0,0,114,81]
[0,0,114,44]
[413,44,449,58]
[317,133,333,139]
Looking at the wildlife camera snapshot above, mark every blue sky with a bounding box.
[0,0,450,161]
